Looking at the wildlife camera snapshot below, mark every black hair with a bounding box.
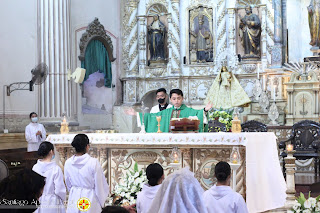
[38,141,54,157]
[101,206,130,213]
[215,161,231,182]
[0,169,45,213]
[71,134,90,153]
[169,89,183,98]
[146,163,164,186]
[29,112,37,119]
[156,88,167,95]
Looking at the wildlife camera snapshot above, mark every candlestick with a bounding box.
[263,75,266,91]
[273,86,276,102]
[257,67,259,79]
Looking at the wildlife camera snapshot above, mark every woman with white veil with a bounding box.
[148,167,208,213]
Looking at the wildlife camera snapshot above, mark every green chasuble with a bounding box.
[140,104,206,133]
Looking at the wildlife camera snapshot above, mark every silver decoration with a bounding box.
[252,79,263,101]
[259,91,270,113]
[268,102,279,125]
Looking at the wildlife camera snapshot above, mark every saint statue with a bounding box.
[308,0,320,48]
[239,6,261,58]
[148,15,166,63]
[190,14,213,63]
[205,66,251,109]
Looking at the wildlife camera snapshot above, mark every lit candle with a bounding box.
[232,153,238,164]
[173,153,179,163]
[287,144,293,152]
[257,67,260,79]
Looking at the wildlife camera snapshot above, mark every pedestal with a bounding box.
[284,150,296,210]
[230,163,241,191]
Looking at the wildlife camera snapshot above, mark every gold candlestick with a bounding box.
[156,116,162,133]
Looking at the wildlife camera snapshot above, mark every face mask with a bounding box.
[51,154,55,160]
[158,98,165,104]
[31,117,38,123]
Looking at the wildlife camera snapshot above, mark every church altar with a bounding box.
[47,132,286,213]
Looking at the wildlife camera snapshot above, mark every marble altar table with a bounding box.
[47,132,286,213]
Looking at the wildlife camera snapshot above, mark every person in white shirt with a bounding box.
[150,88,172,113]
[148,167,208,213]
[203,161,249,213]
[64,134,109,213]
[136,163,164,213]
[25,112,46,152]
[32,141,66,213]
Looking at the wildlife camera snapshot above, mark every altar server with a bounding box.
[136,163,164,213]
[64,134,109,213]
[25,112,46,152]
[150,88,172,113]
[32,141,66,213]
[148,167,208,213]
[203,161,248,213]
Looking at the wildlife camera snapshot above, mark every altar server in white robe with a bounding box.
[25,112,46,152]
[203,161,248,213]
[150,88,172,113]
[148,167,208,213]
[32,141,66,213]
[64,134,109,213]
[136,163,164,213]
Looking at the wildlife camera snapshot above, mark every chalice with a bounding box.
[156,116,162,133]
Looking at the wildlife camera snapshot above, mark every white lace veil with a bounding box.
[147,167,208,213]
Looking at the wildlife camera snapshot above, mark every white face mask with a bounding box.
[31,117,38,123]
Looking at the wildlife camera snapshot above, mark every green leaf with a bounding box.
[134,162,138,172]
[297,192,306,206]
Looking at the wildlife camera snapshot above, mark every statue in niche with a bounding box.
[189,7,213,63]
[205,66,251,109]
[239,5,261,59]
[147,15,166,66]
[308,0,320,49]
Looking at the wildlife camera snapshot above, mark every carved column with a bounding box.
[227,8,236,53]
[260,5,268,69]
[170,0,181,74]
[167,13,173,74]
[38,0,72,121]
[271,0,283,67]
[138,16,147,76]
[123,0,139,76]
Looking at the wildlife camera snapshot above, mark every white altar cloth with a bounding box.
[47,132,247,146]
[47,132,286,213]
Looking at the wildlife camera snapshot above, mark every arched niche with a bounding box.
[78,18,116,62]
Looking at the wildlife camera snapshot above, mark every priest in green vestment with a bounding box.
[127,89,213,133]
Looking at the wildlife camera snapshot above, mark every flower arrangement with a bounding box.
[109,162,147,206]
[208,108,233,132]
[288,192,320,213]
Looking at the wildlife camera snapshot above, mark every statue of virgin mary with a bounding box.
[205,66,251,109]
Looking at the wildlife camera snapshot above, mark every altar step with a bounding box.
[295,174,320,197]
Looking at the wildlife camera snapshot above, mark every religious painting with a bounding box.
[199,159,219,189]
[189,6,214,64]
[147,4,168,67]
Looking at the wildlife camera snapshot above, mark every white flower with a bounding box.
[287,209,294,213]
[315,207,320,211]
[302,209,311,213]
[309,197,317,208]
[134,172,139,178]
[293,202,301,210]
[304,200,312,209]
